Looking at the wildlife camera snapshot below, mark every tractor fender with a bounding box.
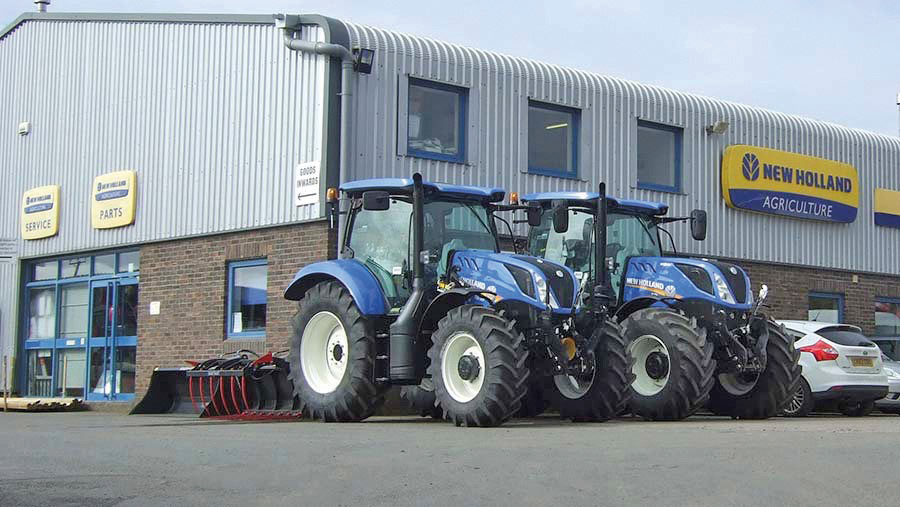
[418,288,491,336]
[283,259,388,315]
[613,296,671,323]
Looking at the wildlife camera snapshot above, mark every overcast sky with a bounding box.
[2,0,898,137]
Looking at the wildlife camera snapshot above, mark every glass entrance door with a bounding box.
[87,277,138,401]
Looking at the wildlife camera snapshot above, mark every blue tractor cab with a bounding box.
[521,185,800,421]
[283,174,631,426]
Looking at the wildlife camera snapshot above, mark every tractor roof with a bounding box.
[340,178,505,202]
[521,191,668,216]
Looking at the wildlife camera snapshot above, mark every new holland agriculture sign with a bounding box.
[722,145,859,223]
[21,185,60,240]
[874,188,900,229]
[92,170,137,229]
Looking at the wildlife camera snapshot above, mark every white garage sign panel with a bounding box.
[294,162,320,207]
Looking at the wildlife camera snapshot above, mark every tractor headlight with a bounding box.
[535,274,548,303]
[712,272,736,304]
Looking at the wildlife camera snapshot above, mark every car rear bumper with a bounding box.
[811,385,889,403]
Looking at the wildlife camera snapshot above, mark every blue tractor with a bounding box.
[283,174,632,427]
[521,185,801,420]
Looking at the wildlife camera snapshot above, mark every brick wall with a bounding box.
[737,259,900,335]
[134,220,335,396]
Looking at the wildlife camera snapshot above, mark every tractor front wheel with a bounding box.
[623,308,716,421]
[428,305,529,427]
[707,320,802,419]
[289,281,385,422]
[550,319,633,422]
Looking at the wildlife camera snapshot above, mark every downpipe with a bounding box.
[276,15,356,244]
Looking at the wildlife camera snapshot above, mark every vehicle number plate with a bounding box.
[850,357,874,367]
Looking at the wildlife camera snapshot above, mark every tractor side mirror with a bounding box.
[690,209,707,241]
[552,201,569,233]
[362,190,391,211]
[526,205,542,227]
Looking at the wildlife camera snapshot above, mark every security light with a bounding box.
[545,123,569,130]
[353,48,375,74]
[705,120,729,135]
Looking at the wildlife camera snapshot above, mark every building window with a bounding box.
[637,120,682,193]
[407,78,467,163]
[528,101,579,178]
[227,259,268,338]
[875,298,900,336]
[808,292,844,323]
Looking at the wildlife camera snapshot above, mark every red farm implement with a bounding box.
[131,351,302,420]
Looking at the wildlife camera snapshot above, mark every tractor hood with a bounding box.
[448,249,578,314]
[623,256,753,310]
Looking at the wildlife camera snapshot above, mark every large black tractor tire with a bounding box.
[428,305,529,427]
[550,319,633,422]
[399,381,442,418]
[707,320,801,420]
[623,308,716,421]
[781,376,813,417]
[839,400,875,417]
[289,281,386,422]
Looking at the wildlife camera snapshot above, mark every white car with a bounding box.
[779,321,888,417]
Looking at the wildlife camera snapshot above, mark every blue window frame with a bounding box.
[875,297,900,336]
[20,250,140,400]
[407,78,467,164]
[528,100,579,179]
[636,120,683,193]
[226,259,268,339]
[808,292,844,324]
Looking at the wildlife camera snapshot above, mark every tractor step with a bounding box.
[374,331,390,383]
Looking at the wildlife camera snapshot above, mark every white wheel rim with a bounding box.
[441,332,485,403]
[717,370,760,396]
[553,367,595,400]
[629,334,670,396]
[300,311,349,394]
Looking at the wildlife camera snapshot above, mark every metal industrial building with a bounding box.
[1,11,899,401]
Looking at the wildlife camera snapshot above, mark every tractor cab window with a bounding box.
[348,198,413,308]
[424,200,497,278]
[528,209,661,296]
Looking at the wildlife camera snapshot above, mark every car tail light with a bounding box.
[797,340,839,362]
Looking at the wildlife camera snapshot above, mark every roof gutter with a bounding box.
[275,14,360,237]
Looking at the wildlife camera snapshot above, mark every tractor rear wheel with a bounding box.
[428,305,529,427]
[707,320,801,419]
[289,281,385,422]
[623,308,716,421]
[399,379,442,418]
[550,319,633,422]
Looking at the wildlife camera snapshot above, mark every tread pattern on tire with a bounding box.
[624,308,716,421]
[707,320,802,420]
[428,305,529,427]
[289,281,385,422]
[553,319,634,422]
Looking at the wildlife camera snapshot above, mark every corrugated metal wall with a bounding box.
[0,262,17,379]
[0,19,329,364]
[343,22,900,276]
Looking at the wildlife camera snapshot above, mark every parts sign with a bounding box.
[92,170,137,229]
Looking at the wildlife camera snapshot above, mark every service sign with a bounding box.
[92,170,137,229]
[721,145,859,223]
[874,188,900,229]
[294,161,320,207]
[21,185,60,240]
